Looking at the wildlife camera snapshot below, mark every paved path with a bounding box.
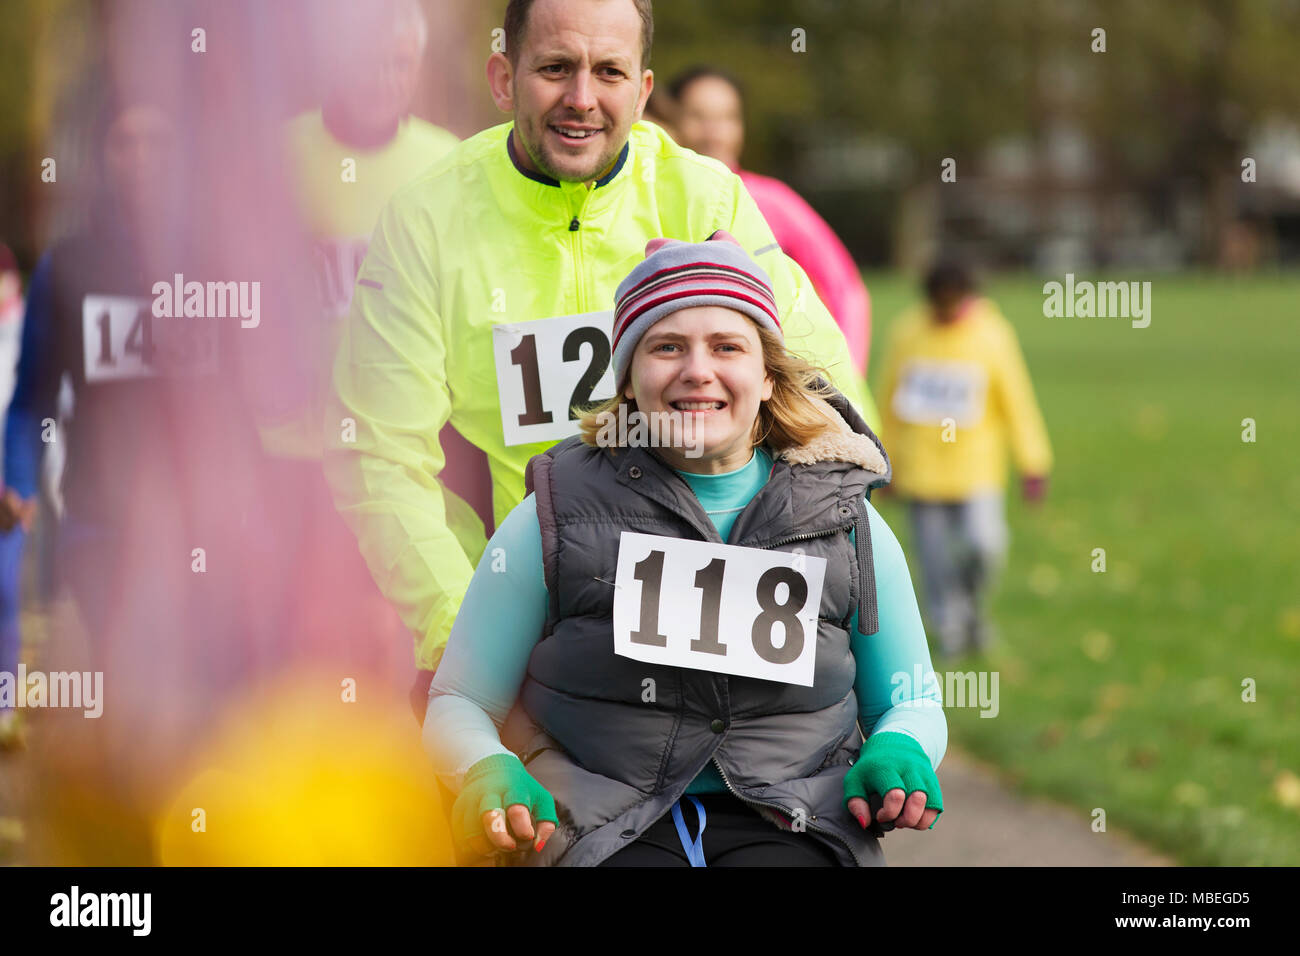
[884,747,1173,866]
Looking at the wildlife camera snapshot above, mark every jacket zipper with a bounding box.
[569,185,596,313]
[709,754,866,866]
[767,522,853,549]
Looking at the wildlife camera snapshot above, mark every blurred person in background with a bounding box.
[7,0,488,864]
[877,259,1052,659]
[2,89,270,859]
[1,98,191,664]
[257,0,484,694]
[266,0,460,460]
[669,66,878,429]
[324,0,868,721]
[0,244,26,750]
[639,86,678,141]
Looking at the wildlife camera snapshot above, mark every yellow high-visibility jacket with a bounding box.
[324,119,870,669]
[877,297,1052,501]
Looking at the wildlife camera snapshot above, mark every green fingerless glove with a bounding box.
[453,753,559,853]
[844,731,944,830]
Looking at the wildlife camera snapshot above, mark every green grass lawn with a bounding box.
[863,269,1300,866]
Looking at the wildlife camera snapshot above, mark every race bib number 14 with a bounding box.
[83,294,219,384]
[612,532,827,687]
[493,311,615,446]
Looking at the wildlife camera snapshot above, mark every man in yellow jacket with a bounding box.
[323,0,868,710]
[878,260,1052,658]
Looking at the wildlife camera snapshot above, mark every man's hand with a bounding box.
[844,731,943,832]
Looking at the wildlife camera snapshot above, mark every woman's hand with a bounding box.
[453,754,558,858]
[844,731,943,831]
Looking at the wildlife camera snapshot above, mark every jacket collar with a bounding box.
[607,387,891,547]
[772,394,889,477]
[615,444,724,545]
[506,127,631,189]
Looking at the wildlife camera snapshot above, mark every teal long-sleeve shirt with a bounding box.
[424,446,947,793]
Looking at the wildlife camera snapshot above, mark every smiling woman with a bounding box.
[422,232,948,868]
[487,0,654,184]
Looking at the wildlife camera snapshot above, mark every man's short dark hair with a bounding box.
[667,65,745,107]
[923,258,977,303]
[504,0,654,70]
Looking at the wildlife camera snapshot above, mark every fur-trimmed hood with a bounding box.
[772,391,892,484]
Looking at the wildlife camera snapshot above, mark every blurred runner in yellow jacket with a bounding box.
[267,0,460,461]
[877,260,1051,657]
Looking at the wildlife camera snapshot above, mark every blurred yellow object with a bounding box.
[1272,770,1300,811]
[154,670,456,866]
[1278,607,1300,640]
[0,710,27,751]
[0,816,25,845]
[1080,629,1113,663]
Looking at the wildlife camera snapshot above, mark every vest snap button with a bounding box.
[710,718,725,734]
[620,829,637,839]
[629,466,642,479]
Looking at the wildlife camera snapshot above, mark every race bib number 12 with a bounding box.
[493,311,615,446]
[612,532,826,687]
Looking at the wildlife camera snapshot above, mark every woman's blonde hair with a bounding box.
[576,324,836,453]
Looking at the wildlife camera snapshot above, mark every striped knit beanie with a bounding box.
[611,230,781,386]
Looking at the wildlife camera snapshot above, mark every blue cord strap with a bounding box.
[671,795,707,867]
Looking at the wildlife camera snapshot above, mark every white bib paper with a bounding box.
[492,311,615,446]
[83,295,219,384]
[891,359,987,427]
[612,532,826,687]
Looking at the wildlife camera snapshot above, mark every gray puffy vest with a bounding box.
[502,389,892,866]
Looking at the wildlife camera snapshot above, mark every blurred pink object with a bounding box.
[738,170,872,373]
[1022,474,1048,504]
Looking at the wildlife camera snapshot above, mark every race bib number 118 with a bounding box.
[612,532,826,687]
